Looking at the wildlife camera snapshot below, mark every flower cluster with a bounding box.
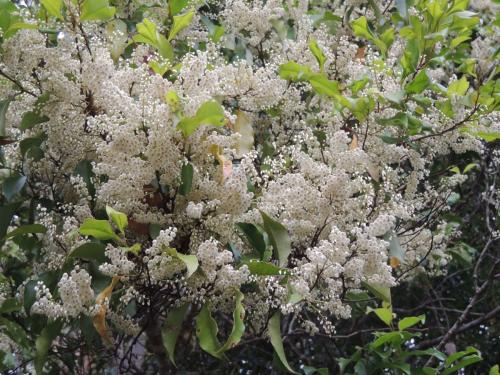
[0,0,498,367]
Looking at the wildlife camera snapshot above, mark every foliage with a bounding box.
[0,0,498,373]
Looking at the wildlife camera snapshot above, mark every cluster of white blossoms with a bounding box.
[0,0,498,346]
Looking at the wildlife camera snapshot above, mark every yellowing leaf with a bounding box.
[93,276,120,346]
[210,144,233,184]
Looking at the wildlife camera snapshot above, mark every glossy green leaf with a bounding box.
[0,98,11,137]
[169,0,189,15]
[177,100,225,137]
[448,76,469,97]
[303,365,329,375]
[20,111,49,130]
[309,39,326,71]
[165,247,198,278]
[0,316,30,348]
[244,260,288,276]
[40,0,63,19]
[179,163,193,195]
[0,202,22,240]
[367,306,393,326]
[309,74,340,97]
[405,70,430,94]
[79,218,120,241]
[371,331,402,349]
[168,9,194,42]
[2,175,26,201]
[0,297,22,313]
[162,303,189,366]
[5,224,46,239]
[278,61,313,81]
[268,312,298,374]
[216,291,245,354]
[106,206,128,234]
[69,242,107,263]
[361,281,391,304]
[195,304,223,359]
[398,314,425,331]
[133,19,173,60]
[236,222,267,258]
[80,0,116,21]
[260,211,292,267]
[35,319,63,374]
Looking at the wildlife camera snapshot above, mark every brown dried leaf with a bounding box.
[93,276,120,346]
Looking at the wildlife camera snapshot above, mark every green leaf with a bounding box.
[195,304,223,359]
[405,70,430,94]
[74,160,95,197]
[168,9,194,42]
[444,355,482,374]
[165,247,199,278]
[0,316,30,348]
[445,346,479,366]
[133,19,159,46]
[0,99,11,137]
[268,312,298,374]
[361,281,391,304]
[169,0,189,15]
[260,211,292,267]
[35,319,63,374]
[5,224,46,239]
[79,218,120,242]
[40,0,63,19]
[69,242,107,264]
[20,111,49,130]
[216,291,245,354]
[179,163,193,195]
[351,16,373,41]
[371,331,402,349]
[133,19,173,60]
[473,131,500,142]
[244,260,288,276]
[401,39,419,78]
[278,61,313,81]
[0,298,22,313]
[2,175,26,201]
[0,202,22,241]
[177,101,225,137]
[80,0,116,21]
[398,315,425,331]
[447,76,469,97]
[106,206,128,234]
[309,39,326,71]
[162,303,189,366]
[236,222,267,258]
[490,365,500,375]
[367,306,393,326]
[309,74,340,97]
[303,366,329,375]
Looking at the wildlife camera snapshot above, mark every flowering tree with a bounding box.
[0,0,498,373]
